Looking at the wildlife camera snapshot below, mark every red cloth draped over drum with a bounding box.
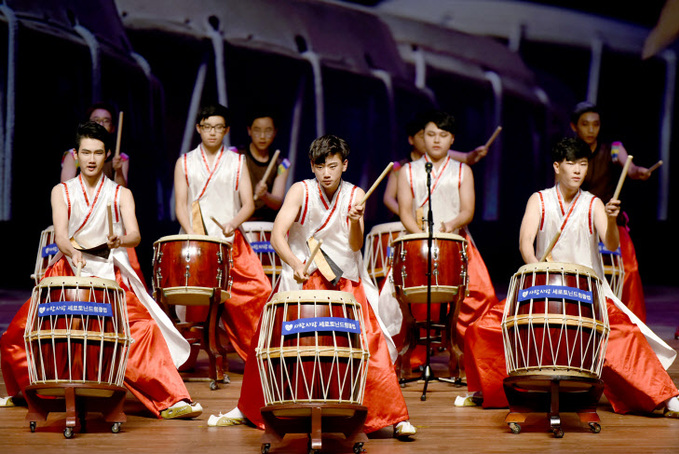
[464,296,677,414]
[0,258,191,418]
[238,271,409,433]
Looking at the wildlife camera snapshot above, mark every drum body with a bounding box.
[24,276,131,392]
[599,243,625,299]
[241,221,281,287]
[152,234,232,305]
[31,225,59,284]
[363,222,406,286]
[501,262,610,379]
[256,290,370,406]
[391,232,468,303]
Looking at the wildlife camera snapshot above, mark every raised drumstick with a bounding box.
[648,160,663,174]
[358,162,394,206]
[253,149,280,201]
[484,126,502,148]
[114,111,123,158]
[303,238,323,275]
[612,155,633,200]
[107,203,114,238]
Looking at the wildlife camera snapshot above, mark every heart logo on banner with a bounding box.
[284,324,292,332]
[39,306,45,314]
[521,290,528,299]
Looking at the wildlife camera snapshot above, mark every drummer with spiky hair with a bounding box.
[207,134,417,439]
[0,121,202,419]
[463,137,679,418]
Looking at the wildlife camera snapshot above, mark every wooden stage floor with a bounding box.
[2,286,679,453]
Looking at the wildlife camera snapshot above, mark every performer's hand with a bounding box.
[221,222,236,237]
[112,154,123,171]
[254,180,268,200]
[72,250,86,268]
[348,204,364,223]
[605,199,621,219]
[439,220,455,233]
[636,166,652,181]
[468,145,488,165]
[293,263,310,283]
[107,233,123,249]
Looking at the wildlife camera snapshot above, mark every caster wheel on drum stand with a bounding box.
[508,422,521,434]
[589,422,601,433]
[29,421,36,433]
[63,427,74,439]
[261,443,271,454]
[552,427,564,438]
[210,380,219,391]
[353,442,365,453]
[223,375,231,385]
[112,422,122,433]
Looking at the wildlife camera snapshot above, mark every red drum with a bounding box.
[31,225,59,284]
[152,235,232,306]
[241,221,281,288]
[363,222,406,286]
[390,232,468,304]
[599,242,625,299]
[256,290,370,405]
[502,263,610,379]
[24,276,131,391]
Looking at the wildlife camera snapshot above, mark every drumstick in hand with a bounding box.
[539,230,561,263]
[210,216,234,236]
[648,160,663,174]
[76,261,83,277]
[484,126,502,148]
[254,149,280,201]
[303,238,323,275]
[612,155,633,200]
[358,162,394,206]
[114,111,123,159]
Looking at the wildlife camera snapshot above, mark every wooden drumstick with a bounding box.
[358,162,394,206]
[107,203,114,238]
[539,230,561,263]
[114,111,123,159]
[303,238,323,275]
[648,160,663,174]
[253,149,280,201]
[612,155,633,200]
[484,126,502,148]
[210,216,234,236]
[76,261,83,277]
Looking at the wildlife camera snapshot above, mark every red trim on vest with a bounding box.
[408,163,415,198]
[315,181,342,235]
[235,153,242,191]
[300,181,309,225]
[538,191,545,231]
[588,196,596,235]
[74,175,106,235]
[183,154,189,187]
[419,155,452,208]
[346,185,358,226]
[114,185,121,223]
[61,182,71,219]
[196,145,225,200]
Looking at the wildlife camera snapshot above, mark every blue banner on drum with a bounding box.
[38,301,113,317]
[250,241,276,254]
[518,285,593,304]
[598,241,621,255]
[283,317,361,335]
[42,243,59,257]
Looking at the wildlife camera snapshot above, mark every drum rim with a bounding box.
[366,222,406,234]
[241,221,275,230]
[154,234,232,245]
[268,289,358,303]
[38,275,122,290]
[515,262,599,279]
[393,232,466,242]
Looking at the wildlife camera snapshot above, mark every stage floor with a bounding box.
[1,286,679,453]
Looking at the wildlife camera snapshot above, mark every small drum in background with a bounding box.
[391,232,468,304]
[502,262,610,379]
[256,290,370,406]
[241,221,281,288]
[599,242,625,299]
[152,234,233,305]
[363,222,406,287]
[24,275,131,389]
[31,225,59,284]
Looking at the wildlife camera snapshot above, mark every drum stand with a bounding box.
[155,288,230,390]
[24,383,127,438]
[503,375,604,438]
[260,403,368,454]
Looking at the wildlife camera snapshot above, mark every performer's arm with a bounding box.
[61,151,77,182]
[271,182,307,282]
[257,165,287,210]
[616,143,651,180]
[441,165,475,233]
[448,146,488,165]
[108,188,141,249]
[382,169,400,216]
[519,193,541,264]
[397,164,422,233]
[112,154,129,187]
[173,158,193,234]
[348,187,366,252]
[593,197,621,252]
[225,163,255,234]
[51,184,84,267]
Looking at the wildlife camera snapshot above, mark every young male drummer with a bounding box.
[463,137,679,417]
[173,103,272,363]
[0,121,202,418]
[380,110,498,381]
[207,134,417,438]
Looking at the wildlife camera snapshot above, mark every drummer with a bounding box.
[380,110,498,381]
[463,137,679,417]
[173,103,272,365]
[207,134,417,439]
[0,121,202,419]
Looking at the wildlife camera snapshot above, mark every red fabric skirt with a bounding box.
[184,230,272,361]
[464,298,677,413]
[237,271,409,433]
[0,258,190,417]
[619,226,646,322]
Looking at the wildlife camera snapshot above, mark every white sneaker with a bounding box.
[394,420,417,439]
[454,392,483,407]
[207,412,247,427]
[0,396,14,407]
[160,402,203,419]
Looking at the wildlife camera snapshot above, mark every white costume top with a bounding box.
[278,179,397,361]
[180,145,244,242]
[56,174,190,367]
[537,184,676,368]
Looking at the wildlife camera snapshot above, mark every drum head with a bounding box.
[38,275,121,291]
[394,231,466,243]
[515,262,599,280]
[268,289,357,304]
[154,234,232,246]
[367,222,406,235]
[241,221,274,232]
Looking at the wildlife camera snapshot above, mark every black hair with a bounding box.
[570,101,600,125]
[551,137,591,163]
[196,104,231,127]
[421,110,456,135]
[75,121,112,151]
[246,107,278,128]
[405,111,429,137]
[308,134,350,164]
[85,101,116,121]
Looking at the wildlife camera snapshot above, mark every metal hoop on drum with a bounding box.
[363,222,406,288]
[241,221,281,289]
